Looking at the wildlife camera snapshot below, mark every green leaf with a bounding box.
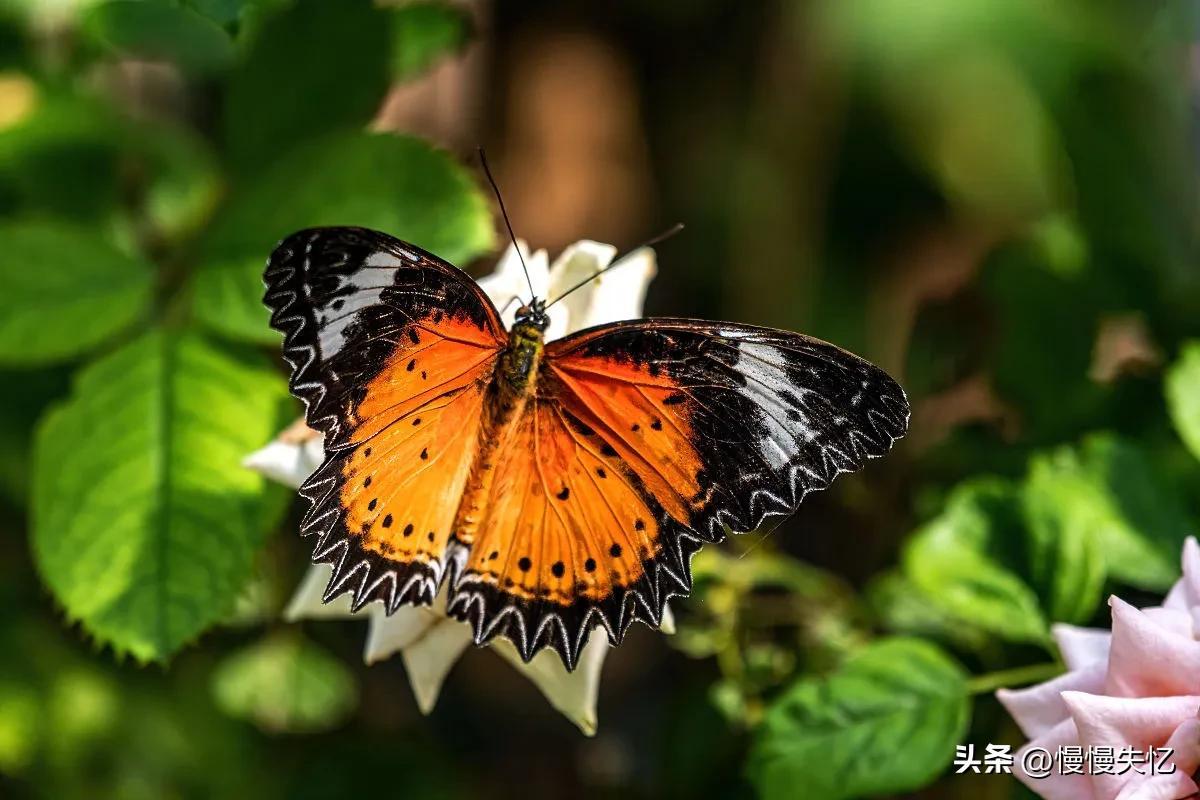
[183,0,245,27]
[0,90,124,221]
[212,635,358,733]
[1022,451,1108,623]
[1167,342,1200,462]
[1070,433,1190,590]
[83,1,235,74]
[191,131,494,344]
[866,571,990,652]
[32,330,290,661]
[391,1,470,81]
[0,680,40,774]
[747,638,970,800]
[902,479,1050,644]
[224,0,391,171]
[132,118,223,241]
[0,87,221,233]
[0,220,154,366]
[982,247,1106,443]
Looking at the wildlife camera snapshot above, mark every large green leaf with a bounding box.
[866,570,990,652]
[82,1,235,74]
[0,91,124,222]
[1022,451,1107,623]
[902,479,1049,644]
[191,131,494,344]
[1167,342,1200,462]
[32,330,291,661]
[391,1,470,81]
[183,0,245,27]
[223,0,391,171]
[747,638,969,800]
[0,220,154,366]
[0,88,221,235]
[212,635,357,733]
[1070,433,1190,590]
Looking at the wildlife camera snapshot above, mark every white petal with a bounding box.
[475,239,531,304]
[571,246,657,332]
[477,241,551,328]
[283,564,356,621]
[363,586,474,714]
[544,299,571,342]
[491,628,609,736]
[398,617,474,714]
[243,436,324,489]
[545,240,618,337]
[363,605,439,664]
[661,603,676,635]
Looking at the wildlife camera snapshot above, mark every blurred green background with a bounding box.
[1,0,1198,798]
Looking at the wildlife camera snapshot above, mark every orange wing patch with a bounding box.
[299,344,496,609]
[265,226,510,614]
[314,316,497,607]
[346,316,499,443]
[447,358,707,664]
[340,384,485,567]
[457,400,665,605]
[548,355,707,528]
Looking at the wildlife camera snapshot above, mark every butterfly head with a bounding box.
[514,298,549,331]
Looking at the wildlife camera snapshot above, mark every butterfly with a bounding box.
[264,226,909,669]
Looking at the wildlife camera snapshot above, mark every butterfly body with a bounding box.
[454,309,548,548]
[265,226,909,669]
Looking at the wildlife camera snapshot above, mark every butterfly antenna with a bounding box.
[545,222,684,310]
[478,147,536,302]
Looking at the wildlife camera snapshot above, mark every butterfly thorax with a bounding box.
[497,318,547,395]
[451,309,548,547]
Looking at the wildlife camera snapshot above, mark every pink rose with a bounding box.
[997,538,1200,800]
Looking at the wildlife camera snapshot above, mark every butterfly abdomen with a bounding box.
[451,320,546,547]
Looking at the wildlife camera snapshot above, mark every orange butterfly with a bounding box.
[264,227,908,669]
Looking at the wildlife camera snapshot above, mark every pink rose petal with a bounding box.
[1063,692,1200,800]
[1140,607,1194,637]
[998,538,1200,800]
[1106,598,1200,698]
[1054,623,1113,671]
[1116,717,1200,800]
[1012,717,1093,800]
[999,661,1107,738]
[1165,538,1200,612]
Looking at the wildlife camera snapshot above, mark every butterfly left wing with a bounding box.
[447,319,908,666]
[264,227,507,611]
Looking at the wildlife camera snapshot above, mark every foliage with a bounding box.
[0,0,1197,798]
[32,331,290,660]
[0,0,493,669]
[211,634,357,733]
[747,638,969,800]
[0,220,154,364]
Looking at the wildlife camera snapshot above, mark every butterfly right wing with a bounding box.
[264,227,506,611]
[448,319,908,667]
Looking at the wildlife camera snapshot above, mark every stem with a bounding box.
[966,662,1063,695]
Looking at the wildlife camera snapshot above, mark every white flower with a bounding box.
[476,238,656,339]
[246,239,662,735]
